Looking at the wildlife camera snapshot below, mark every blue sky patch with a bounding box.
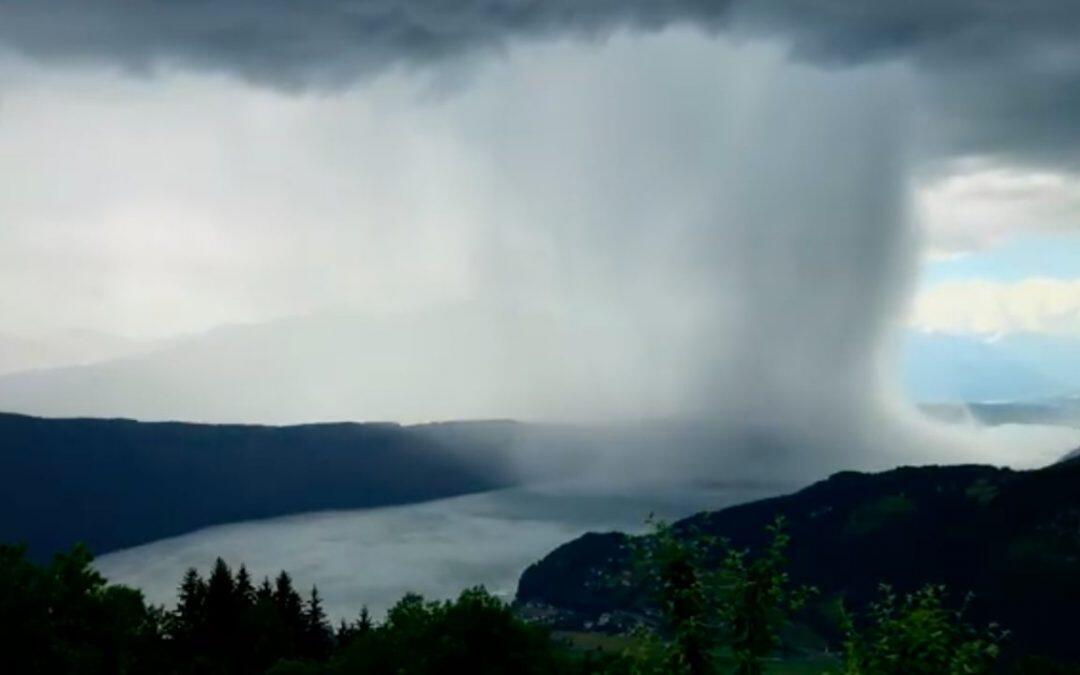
[922,234,1080,286]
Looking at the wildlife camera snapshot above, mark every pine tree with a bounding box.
[273,572,302,616]
[205,558,236,625]
[207,558,235,600]
[301,586,333,660]
[175,567,207,646]
[274,571,305,648]
[256,576,274,604]
[336,618,351,643]
[357,605,373,634]
[235,564,255,609]
[249,575,289,669]
[205,558,238,663]
[336,605,375,645]
[230,563,259,671]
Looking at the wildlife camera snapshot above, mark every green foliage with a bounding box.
[326,586,591,675]
[626,517,717,675]
[0,530,1058,675]
[719,519,817,675]
[0,543,342,674]
[0,541,608,674]
[843,495,915,536]
[0,542,165,674]
[833,584,1005,675]
[336,604,374,644]
[617,517,1015,675]
[165,558,329,673]
[621,516,816,675]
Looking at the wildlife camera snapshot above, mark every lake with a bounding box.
[97,480,789,620]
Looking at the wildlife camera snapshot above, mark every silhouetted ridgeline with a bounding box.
[0,413,530,560]
[516,460,1080,660]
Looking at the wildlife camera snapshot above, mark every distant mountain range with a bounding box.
[515,457,1080,660]
[0,309,658,424]
[920,397,1080,428]
[0,312,1077,423]
[0,329,148,376]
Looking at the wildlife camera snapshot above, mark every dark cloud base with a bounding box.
[1,1,1078,163]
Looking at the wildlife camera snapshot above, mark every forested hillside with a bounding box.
[517,459,1080,661]
[0,413,525,559]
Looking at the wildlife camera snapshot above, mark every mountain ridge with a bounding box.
[515,459,1080,659]
[0,412,530,560]
[4,312,1080,423]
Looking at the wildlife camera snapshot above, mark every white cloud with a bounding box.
[910,278,1080,335]
[916,161,1080,256]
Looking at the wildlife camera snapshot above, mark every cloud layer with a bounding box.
[0,3,1077,474]
[911,278,1080,336]
[917,164,1080,255]
[2,1,1079,164]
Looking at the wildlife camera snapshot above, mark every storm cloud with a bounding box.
[2,1,1079,163]
[0,3,1077,476]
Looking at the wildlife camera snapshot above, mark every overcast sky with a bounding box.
[0,2,1078,429]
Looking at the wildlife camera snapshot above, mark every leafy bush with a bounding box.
[325,587,590,674]
[0,530,1060,675]
[620,516,815,675]
[833,584,1005,675]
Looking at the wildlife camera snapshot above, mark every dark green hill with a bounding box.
[516,460,1080,659]
[0,413,527,560]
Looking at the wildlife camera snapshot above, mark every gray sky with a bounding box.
[0,2,1078,436]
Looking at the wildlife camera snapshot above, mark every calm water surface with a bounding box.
[97,481,791,620]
